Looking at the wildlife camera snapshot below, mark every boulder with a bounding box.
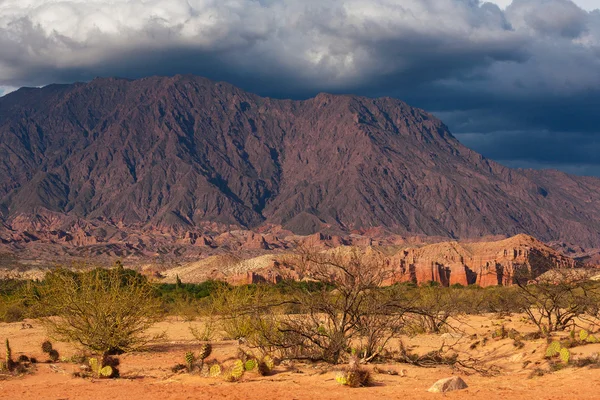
[427,376,468,393]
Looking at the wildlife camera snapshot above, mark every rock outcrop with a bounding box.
[157,234,579,287]
[386,234,577,286]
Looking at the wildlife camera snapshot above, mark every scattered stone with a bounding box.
[441,333,463,339]
[427,376,468,393]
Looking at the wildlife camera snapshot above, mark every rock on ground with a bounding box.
[427,376,468,393]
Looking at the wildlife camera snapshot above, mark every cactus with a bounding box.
[580,330,589,342]
[559,347,570,364]
[185,351,195,371]
[89,357,99,374]
[5,339,12,367]
[230,359,245,380]
[99,365,113,378]
[209,363,222,378]
[257,355,274,376]
[262,355,274,370]
[48,349,60,362]
[335,371,348,385]
[41,341,53,354]
[17,355,29,363]
[586,334,598,344]
[492,325,507,339]
[335,367,372,387]
[198,343,212,361]
[244,359,257,371]
[545,341,561,358]
[87,356,118,378]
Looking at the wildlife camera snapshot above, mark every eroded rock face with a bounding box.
[0,75,599,249]
[386,234,577,287]
[157,234,580,288]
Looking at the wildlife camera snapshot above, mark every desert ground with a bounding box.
[1,315,600,400]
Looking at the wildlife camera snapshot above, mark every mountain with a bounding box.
[0,75,599,250]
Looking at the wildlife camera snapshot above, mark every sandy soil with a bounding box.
[1,315,600,400]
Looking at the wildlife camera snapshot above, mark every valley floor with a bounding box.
[1,316,599,400]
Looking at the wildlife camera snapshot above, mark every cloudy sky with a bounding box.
[0,0,599,176]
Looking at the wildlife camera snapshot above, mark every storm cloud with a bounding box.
[0,0,599,175]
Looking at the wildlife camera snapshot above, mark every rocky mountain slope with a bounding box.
[1,75,599,252]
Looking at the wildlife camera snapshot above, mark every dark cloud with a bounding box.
[0,0,599,175]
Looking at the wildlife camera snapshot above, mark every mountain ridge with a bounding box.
[1,74,599,249]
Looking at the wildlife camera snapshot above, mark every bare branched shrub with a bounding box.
[29,265,163,355]
[406,285,464,334]
[514,268,600,334]
[228,247,412,364]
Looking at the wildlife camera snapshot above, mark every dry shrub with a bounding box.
[29,265,163,354]
[514,268,600,334]
[208,247,410,364]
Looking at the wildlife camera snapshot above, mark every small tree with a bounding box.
[29,265,163,355]
[250,247,409,364]
[514,268,600,334]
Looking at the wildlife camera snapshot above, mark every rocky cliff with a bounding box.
[156,234,580,287]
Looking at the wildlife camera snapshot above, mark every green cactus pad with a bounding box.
[335,371,348,386]
[244,359,257,371]
[41,341,53,354]
[231,360,244,378]
[580,330,589,342]
[198,344,212,360]
[48,349,59,362]
[545,341,561,358]
[209,364,222,377]
[587,335,598,343]
[262,355,275,370]
[559,347,570,363]
[99,365,113,378]
[89,357,99,373]
[185,351,195,367]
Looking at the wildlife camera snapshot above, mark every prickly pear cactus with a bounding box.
[345,370,362,387]
[580,330,589,342]
[262,355,274,370]
[185,351,195,370]
[209,363,222,378]
[230,360,245,380]
[198,344,212,360]
[545,341,561,358]
[244,359,257,371]
[99,365,113,378]
[257,355,275,376]
[335,371,348,386]
[89,357,99,374]
[48,349,59,362]
[559,347,570,363]
[586,334,598,344]
[41,341,53,354]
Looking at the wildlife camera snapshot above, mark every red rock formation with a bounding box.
[386,234,577,287]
